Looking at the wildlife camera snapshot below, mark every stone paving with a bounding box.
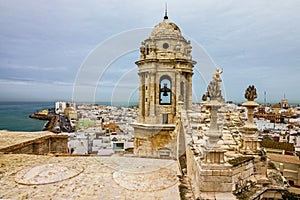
[0,154,180,199]
[15,163,84,185]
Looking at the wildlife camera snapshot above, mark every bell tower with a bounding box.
[133,14,196,159]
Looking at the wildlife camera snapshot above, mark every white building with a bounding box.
[55,101,67,114]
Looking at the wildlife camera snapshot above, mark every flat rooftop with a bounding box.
[268,153,300,165]
[0,130,54,150]
[0,154,180,199]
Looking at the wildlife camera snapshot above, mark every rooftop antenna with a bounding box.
[164,3,168,19]
[284,93,286,99]
[264,91,266,105]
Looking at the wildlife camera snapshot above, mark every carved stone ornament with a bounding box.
[244,85,258,101]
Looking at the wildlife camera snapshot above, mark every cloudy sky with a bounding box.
[0,0,299,104]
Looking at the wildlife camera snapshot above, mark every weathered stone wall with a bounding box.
[33,141,50,154]
[50,137,68,153]
[11,143,35,154]
[186,147,202,197]
[199,166,233,192]
[186,147,235,198]
[253,156,268,179]
[134,125,176,159]
[231,159,255,192]
[0,135,68,154]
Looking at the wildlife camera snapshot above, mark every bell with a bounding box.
[162,83,169,96]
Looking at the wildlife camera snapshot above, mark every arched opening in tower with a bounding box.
[159,76,171,105]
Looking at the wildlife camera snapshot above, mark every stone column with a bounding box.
[241,85,260,153]
[187,73,193,110]
[175,72,181,105]
[199,74,233,196]
[145,72,150,118]
[138,72,144,123]
[206,102,222,147]
[204,100,225,164]
[204,100,226,164]
[149,71,156,123]
[203,69,226,164]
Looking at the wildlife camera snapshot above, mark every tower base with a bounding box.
[132,123,176,159]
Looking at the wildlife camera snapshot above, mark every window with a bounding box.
[163,43,169,49]
[162,114,168,124]
[113,142,124,150]
[159,76,171,105]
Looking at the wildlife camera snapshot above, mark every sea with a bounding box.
[0,101,138,132]
[0,102,54,131]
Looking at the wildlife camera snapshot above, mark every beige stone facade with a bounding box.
[133,16,195,159]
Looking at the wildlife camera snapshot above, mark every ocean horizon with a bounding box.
[0,102,54,132]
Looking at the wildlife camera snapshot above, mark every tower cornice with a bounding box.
[135,59,196,66]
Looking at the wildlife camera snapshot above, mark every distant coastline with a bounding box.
[0,102,54,132]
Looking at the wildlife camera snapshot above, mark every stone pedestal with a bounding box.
[241,101,260,154]
[203,148,226,164]
[205,101,223,148]
[198,162,235,200]
[241,127,260,154]
[186,147,235,200]
[240,86,270,187]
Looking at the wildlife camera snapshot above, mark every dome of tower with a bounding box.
[150,18,183,39]
[138,15,193,61]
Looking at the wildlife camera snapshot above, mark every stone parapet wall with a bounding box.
[187,146,260,198]
[231,157,255,193]
[186,147,202,197]
[0,135,68,154]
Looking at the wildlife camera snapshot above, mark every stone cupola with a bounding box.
[139,17,193,61]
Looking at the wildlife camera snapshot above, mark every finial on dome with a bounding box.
[164,3,168,19]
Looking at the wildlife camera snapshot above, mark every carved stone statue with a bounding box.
[244,85,258,101]
[205,68,224,149]
[213,68,223,82]
[140,42,146,59]
[207,68,223,101]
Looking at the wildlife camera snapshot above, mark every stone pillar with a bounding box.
[145,72,150,118]
[138,72,144,123]
[241,85,260,153]
[206,103,222,147]
[187,73,193,110]
[204,101,225,164]
[149,71,156,123]
[203,69,226,164]
[175,72,181,104]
